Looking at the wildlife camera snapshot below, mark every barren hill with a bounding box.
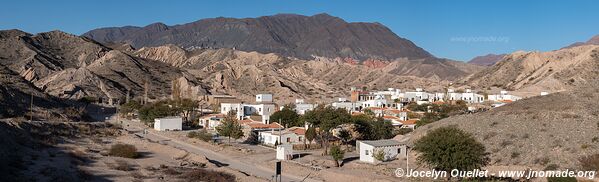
[0,29,206,101]
[461,45,599,95]
[408,85,599,169]
[564,34,599,49]
[133,45,482,103]
[467,53,506,66]
[83,13,432,61]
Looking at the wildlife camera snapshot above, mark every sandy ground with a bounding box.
[121,119,408,182]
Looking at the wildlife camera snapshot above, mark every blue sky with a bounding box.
[1,0,598,61]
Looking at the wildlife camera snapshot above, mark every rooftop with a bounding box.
[360,139,402,147]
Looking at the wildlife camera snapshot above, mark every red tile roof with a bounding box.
[401,119,418,125]
[245,122,283,129]
[288,127,306,135]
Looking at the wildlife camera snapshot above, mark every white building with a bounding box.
[293,99,316,115]
[220,103,245,120]
[198,114,225,130]
[255,94,273,103]
[460,89,485,103]
[358,140,406,163]
[276,144,293,160]
[403,88,430,102]
[154,117,183,131]
[220,94,277,124]
[258,127,305,146]
[488,91,522,102]
[331,98,360,112]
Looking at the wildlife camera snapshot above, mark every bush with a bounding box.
[187,130,213,142]
[109,144,139,158]
[394,128,413,135]
[413,126,489,174]
[180,168,235,182]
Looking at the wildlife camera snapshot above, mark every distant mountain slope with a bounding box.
[408,85,599,169]
[467,53,505,66]
[563,34,599,49]
[0,29,205,101]
[83,13,432,61]
[132,45,477,103]
[461,45,599,94]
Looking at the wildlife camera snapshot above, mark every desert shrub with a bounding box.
[394,128,413,135]
[109,144,139,158]
[579,154,599,172]
[373,149,386,162]
[188,130,213,142]
[544,164,560,170]
[413,126,489,174]
[180,168,235,182]
[510,151,520,159]
[593,137,599,143]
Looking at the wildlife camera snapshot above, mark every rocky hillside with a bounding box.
[0,64,67,119]
[564,34,599,49]
[408,85,599,169]
[460,45,599,95]
[0,30,206,102]
[83,13,432,61]
[132,44,482,103]
[467,53,505,66]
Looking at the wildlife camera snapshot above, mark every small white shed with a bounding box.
[276,144,293,160]
[358,139,406,163]
[154,117,183,131]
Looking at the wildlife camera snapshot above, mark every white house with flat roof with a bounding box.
[488,91,522,102]
[255,94,273,103]
[358,139,406,163]
[220,94,277,124]
[293,99,316,115]
[154,117,183,131]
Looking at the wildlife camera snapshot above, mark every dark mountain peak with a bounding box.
[83,13,432,60]
[563,34,599,49]
[468,53,506,66]
[0,29,31,38]
[143,22,169,31]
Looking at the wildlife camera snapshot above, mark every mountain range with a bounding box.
[467,53,506,66]
[83,13,432,61]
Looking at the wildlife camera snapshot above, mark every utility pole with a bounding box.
[30,92,33,121]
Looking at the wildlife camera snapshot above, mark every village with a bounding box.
[114,86,536,181]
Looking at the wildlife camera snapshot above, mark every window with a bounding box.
[365,150,369,155]
[398,148,401,154]
[299,137,303,141]
[286,137,291,142]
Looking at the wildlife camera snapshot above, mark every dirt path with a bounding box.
[121,119,320,182]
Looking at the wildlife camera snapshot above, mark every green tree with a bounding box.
[329,145,345,167]
[363,108,374,116]
[305,126,317,148]
[351,114,374,140]
[300,105,351,154]
[171,98,198,123]
[216,111,244,143]
[138,101,176,125]
[120,100,142,116]
[413,126,489,179]
[337,129,352,150]
[270,104,300,127]
[370,117,394,140]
